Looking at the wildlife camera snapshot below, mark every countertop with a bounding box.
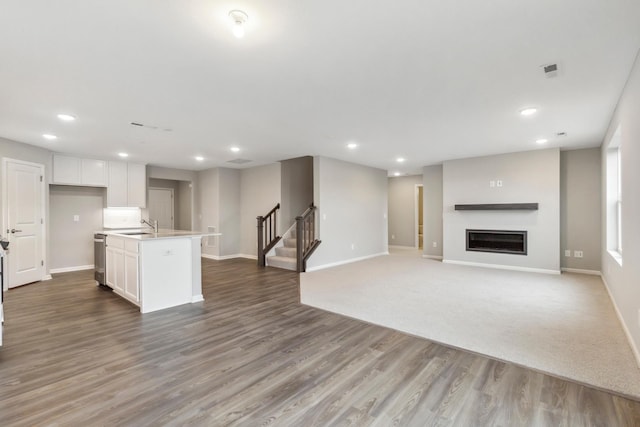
[103,229,222,241]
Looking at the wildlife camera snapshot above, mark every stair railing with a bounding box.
[295,203,321,272]
[257,203,281,267]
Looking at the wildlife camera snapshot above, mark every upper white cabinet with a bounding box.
[107,161,146,208]
[52,154,108,187]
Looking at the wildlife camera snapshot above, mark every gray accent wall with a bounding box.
[443,148,560,272]
[388,175,423,247]
[601,49,640,359]
[49,185,104,270]
[280,156,314,229]
[307,156,388,270]
[560,148,601,271]
[218,168,241,256]
[240,163,281,256]
[423,165,443,258]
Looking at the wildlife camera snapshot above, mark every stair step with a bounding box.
[284,238,297,248]
[267,256,297,271]
[276,246,297,258]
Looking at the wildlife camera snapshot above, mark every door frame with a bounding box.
[148,187,174,230]
[2,157,48,290]
[414,184,423,249]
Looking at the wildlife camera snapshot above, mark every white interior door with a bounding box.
[148,188,174,230]
[4,159,45,288]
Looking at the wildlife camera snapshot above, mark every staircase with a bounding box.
[266,228,298,271]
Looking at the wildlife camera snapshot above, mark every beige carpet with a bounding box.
[300,249,640,399]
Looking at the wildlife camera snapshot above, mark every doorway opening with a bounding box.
[147,178,192,231]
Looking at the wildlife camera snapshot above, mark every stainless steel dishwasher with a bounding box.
[94,233,107,285]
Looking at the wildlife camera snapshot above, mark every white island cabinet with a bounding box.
[105,230,220,313]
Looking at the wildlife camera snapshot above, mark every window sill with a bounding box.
[608,250,623,266]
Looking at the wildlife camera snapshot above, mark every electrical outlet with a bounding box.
[391,234,395,240]
[496,180,503,187]
[351,243,355,250]
[433,241,437,248]
[574,250,583,258]
[564,250,571,257]
[73,215,80,222]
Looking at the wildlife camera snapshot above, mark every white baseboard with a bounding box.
[305,252,388,272]
[388,245,417,249]
[191,294,204,303]
[442,259,561,275]
[202,253,257,261]
[42,274,53,281]
[561,267,602,276]
[422,254,443,260]
[50,265,94,274]
[600,274,640,370]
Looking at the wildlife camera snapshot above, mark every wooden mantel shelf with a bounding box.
[454,203,539,211]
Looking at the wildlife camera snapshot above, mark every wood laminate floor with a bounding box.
[1,258,639,426]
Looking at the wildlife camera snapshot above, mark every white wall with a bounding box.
[601,49,640,362]
[197,168,219,257]
[560,148,601,271]
[388,175,422,247]
[240,163,281,257]
[423,165,443,258]
[49,185,104,270]
[443,148,560,273]
[307,156,388,270]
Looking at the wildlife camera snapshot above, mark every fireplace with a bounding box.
[466,229,527,255]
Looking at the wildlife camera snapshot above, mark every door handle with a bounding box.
[10,228,22,233]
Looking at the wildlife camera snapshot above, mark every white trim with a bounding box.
[305,252,389,272]
[50,265,94,274]
[42,274,52,281]
[191,294,204,303]
[388,245,416,249]
[561,267,602,276]
[201,253,257,261]
[442,259,561,275]
[414,184,423,249]
[601,274,640,369]
[422,254,443,260]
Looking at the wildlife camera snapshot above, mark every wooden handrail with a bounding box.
[257,203,280,267]
[295,203,321,272]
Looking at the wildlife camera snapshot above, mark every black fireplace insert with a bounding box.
[466,229,527,255]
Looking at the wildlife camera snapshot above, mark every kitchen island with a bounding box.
[105,230,220,313]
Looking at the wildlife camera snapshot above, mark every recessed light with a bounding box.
[118,152,129,158]
[536,138,548,144]
[42,134,57,140]
[229,10,248,39]
[394,172,401,177]
[520,107,538,116]
[195,156,204,161]
[230,146,240,153]
[57,114,76,122]
[347,143,358,150]
[396,157,406,163]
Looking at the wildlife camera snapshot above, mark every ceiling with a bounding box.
[1,1,639,175]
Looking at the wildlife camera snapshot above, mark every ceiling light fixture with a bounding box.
[229,10,248,39]
[42,134,57,140]
[195,156,204,161]
[57,113,76,122]
[536,138,548,144]
[396,157,406,163]
[520,107,538,116]
[347,143,358,149]
[230,146,240,153]
[118,152,129,158]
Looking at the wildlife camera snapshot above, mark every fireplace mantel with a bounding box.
[454,203,538,211]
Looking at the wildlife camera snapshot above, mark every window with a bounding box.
[606,125,622,264]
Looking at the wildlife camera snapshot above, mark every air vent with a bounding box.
[227,158,252,164]
[130,121,172,132]
[542,63,559,78]
[556,131,567,137]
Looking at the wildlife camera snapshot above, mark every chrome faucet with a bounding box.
[141,219,158,233]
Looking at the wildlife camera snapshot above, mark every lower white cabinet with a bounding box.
[106,236,140,306]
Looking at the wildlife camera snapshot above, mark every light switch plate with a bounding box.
[73,215,80,222]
